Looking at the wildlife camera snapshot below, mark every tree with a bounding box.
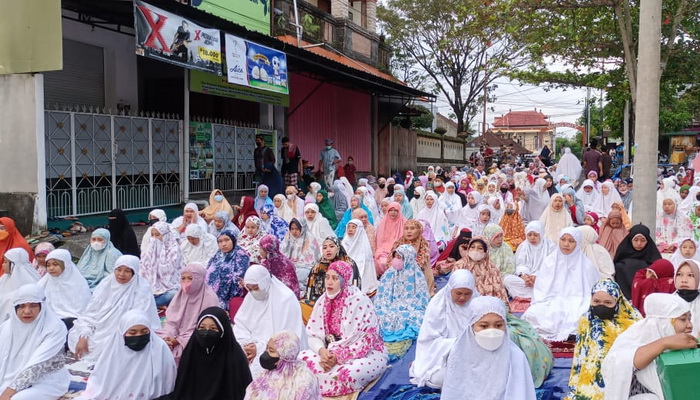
[378,0,529,134]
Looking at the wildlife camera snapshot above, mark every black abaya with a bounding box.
[107,209,140,257]
[613,224,661,300]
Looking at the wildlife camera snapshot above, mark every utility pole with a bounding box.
[633,0,662,229]
[623,100,630,164]
[586,88,591,146]
[482,53,488,136]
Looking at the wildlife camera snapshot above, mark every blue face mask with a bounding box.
[214,195,224,202]
[326,145,332,150]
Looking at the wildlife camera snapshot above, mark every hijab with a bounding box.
[0,284,67,390]
[454,237,508,302]
[557,148,582,186]
[0,248,41,321]
[108,209,140,257]
[181,224,219,265]
[32,242,55,277]
[411,186,427,217]
[442,296,536,400]
[303,203,336,241]
[416,191,450,244]
[521,178,549,223]
[280,219,320,267]
[483,223,515,276]
[341,219,379,295]
[201,189,234,222]
[539,194,574,242]
[273,194,295,223]
[260,234,300,296]
[209,210,239,238]
[576,180,599,212]
[76,228,123,288]
[259,204,289,242]
[173,307,252,400]
[613,224,662,299]
[597,211,628,259]
[578,225,616,280]
[207,231,250,308]
[142,209,170,254]
[254,184,274,211]
[567,280,641,400]
[329,182,349,221]
[40,249,91,319]
[592,181,622,217]
[514,221,557,277]
[140,221,185,294]
[81,309,177,400]
[0,217,34,271]
[375,202,406,257]
[631,259,676,316]
[315,190,338,229]
[238,216,266,264]
[499,202,525,251]
[235,196,258,229]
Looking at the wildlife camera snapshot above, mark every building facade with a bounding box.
[488,110,554,154]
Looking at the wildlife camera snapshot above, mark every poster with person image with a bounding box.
[224,33,289,94]
[189,122,214,180]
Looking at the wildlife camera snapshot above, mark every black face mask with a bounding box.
[378,184,385,189]
[677,289,700,303]
[510,184,516,190]
[259,351,280,370]
[148,219,158,226]
[500,187,509,193]
[195,329,221,352]
[124,333,150,351]
[590,304,616,320]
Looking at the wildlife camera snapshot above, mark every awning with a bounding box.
[62,0,433,100]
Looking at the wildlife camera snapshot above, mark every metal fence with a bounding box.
[45,109,182,218]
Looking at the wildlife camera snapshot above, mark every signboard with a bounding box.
[134,0,222,75]
[224,34,289,95]
[187,0,270,35]
[189,70,290,107]
[189,122,214,180]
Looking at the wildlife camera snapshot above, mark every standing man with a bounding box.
[319,138,341,188]
[254,134,275,184]
[600,144,613,180]
[582,142,603,178]
[281,137,302,189]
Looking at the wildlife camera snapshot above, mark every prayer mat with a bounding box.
[545,339,576,358]
[385,339,414,362]
[509,296,532,313]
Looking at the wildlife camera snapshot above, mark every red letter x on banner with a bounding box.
[137,5,169,50]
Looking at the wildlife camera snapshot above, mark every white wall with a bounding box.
[61,16,138,110]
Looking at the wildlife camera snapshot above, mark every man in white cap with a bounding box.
[320,138,341,187]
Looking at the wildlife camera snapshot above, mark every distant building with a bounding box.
[435,113,459,137]
[487,110,554,154]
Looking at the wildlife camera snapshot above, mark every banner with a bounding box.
[189,122,214,180]
[190,70,289,107]
[224,34,289,95]
[134,0,222,75]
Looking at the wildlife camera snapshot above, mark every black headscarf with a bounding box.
[107,209,140,257]
[543,174,558,196]
[437,229,473,262]
[171,307,252,400]
[613,224,662,300]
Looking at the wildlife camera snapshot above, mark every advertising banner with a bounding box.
[189,122,214,180]
[134,0,222,75]
[224,34,289,95]
[190,70,289,107]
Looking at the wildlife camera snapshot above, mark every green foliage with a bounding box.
[555,132,583,161]
[391,105,434,130]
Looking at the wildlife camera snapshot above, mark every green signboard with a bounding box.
[189,122,214,180]
[190,69,290,107]
[192,0,270,35]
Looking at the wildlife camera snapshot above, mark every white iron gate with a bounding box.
[45,110,182,218]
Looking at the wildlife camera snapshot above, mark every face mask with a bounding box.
[435,182,443,187]
[287,194,295,200]
[390,258,405,271]
[326,145,332,150]
[505,209,515,215]
[500,187,509,193]
[473,328,505,351]
[469,250,486,261]
[590,304,616,320]
[327,290,340,299]
[195,329,221,351]
[182,281,192,294]
[0,231,8,241]
[214,195,224,202]
[328,192,334,198]
[90,241,106,251]
[259,351,280,370]
[250,289,268,301]
[414,193,420,199]
[676,289,700,303]
[148,219,158,226]
[124,333,150,352]
[379,184,386,189]
[510,184,515,189]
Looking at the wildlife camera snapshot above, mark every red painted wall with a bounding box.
[287,73,372,171]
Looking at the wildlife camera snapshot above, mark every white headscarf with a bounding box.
[657,177,682,213]
[339,177,355,203]
[171,203,209,239]
[140,221,184,294]
[68,255,160,366]
[442,296,536,400]
[576,226,615,280]
[521,178,550,223]
[180,224,218,265]
[410,270,480,388]
[417,191,450,244]
[341,219,378,295]
[141,209,169,254]
[522,227,600,341]
[233,265,305,378]
[557,148,583,185]
[602,293,690,400]
[576,179,599,212]
[410,186,427,217]
[592,181,622,217]
[81,309,176,400]
[0,284,69,390]
[514,221,557,276]
[679,186,700,215]
[669,238,700,269]
[0,248,41,321]
[539,194,574,243]
[439,182,462,212]
[306,182,322,202]
[273,194,295,223]
[39,249,91,319]
[303,203,336,241]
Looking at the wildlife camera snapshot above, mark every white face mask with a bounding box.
[328,192,334,198]
[327,290,340,299]
[474,328,505,351]
[90,241,106,252]
[287,194,295,200]
[469,250,485,261]
[250,289,268,301]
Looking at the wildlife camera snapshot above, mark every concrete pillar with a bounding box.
[0,74,47,235]
[331,0,350,19]
[365,0,377,32]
